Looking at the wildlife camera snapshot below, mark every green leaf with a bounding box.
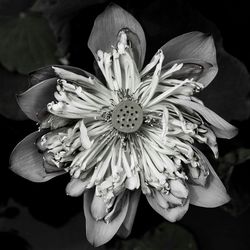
[112,222,198,250]
[0,12,58,74]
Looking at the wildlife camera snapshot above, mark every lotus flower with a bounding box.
[10,4,237,247]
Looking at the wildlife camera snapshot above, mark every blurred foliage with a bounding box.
[111,222,197,250]
[31,0,105,57]
[0,67,28,120]
[218,148,250,216]
[0,13,58,74]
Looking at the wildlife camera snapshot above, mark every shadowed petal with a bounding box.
[146,190,189,222]
[117,190,141,238]
[189,147,230,207]
[10,131,65,182]
[17,78,57,122]
[187,166,208,187]
[163,59,214,84]
[84,189,129,247]
[88,3,146,70]
[29,66,57,86]
[169,98,238,139]
[161,32,217,87]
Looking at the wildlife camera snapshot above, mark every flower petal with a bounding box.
[66,178,88,197]
[146,190,189,222]
[117,190,141,238]
[169,98,238,139]
[189,147,230,207]
[17,78,57,122]
[29,66,56,86]
[163,59,214,84]
[10,131,65,182]
[188,166,208,187]
[84,189,129,247]
[88,3,146,70]
[161,32,217,87]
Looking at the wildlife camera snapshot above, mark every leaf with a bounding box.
[0,67,28,120]
[217,148,250,216]
[112,222,198,250]
[31,0,106,58]
[0,12,58,74]
[2,199,105,250]
[0,0,34,16]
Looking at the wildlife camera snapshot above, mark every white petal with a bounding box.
[169,98,238,139]
[146,190,189,222]
[189,147,230,207]
[84,189,129,247]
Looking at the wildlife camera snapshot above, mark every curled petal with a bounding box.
[17,78,57,122]
[169,179,188,199]
[189,148,230,207]
[146,190,189,222]
[52,66,109,94]
[161,32,217,86]
[10,131,65,182]
[88,3,146,70]
[84,189,129,247]
[117,190,141,238]
[188,166,208,187]
[169,98,238,139]
[163,59,215,85]
[66,178,88,197]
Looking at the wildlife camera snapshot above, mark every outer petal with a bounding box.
[88,3,146,70]
[10,131,65,182]
[84,189,129,247]
[146,190,189,222]
[169,98,238,139]
[161,32,217,87]
[117,190,141,238]
[17,78,57,122]
[189,148,230,207]
[29,66,57,87]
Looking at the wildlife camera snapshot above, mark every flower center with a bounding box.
[111,100,143,133]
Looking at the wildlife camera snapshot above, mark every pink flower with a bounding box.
[10,4,237,247]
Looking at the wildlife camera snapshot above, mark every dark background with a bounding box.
[1,0,250,249]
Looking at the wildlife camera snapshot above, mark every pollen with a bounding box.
[111,100,143,133]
